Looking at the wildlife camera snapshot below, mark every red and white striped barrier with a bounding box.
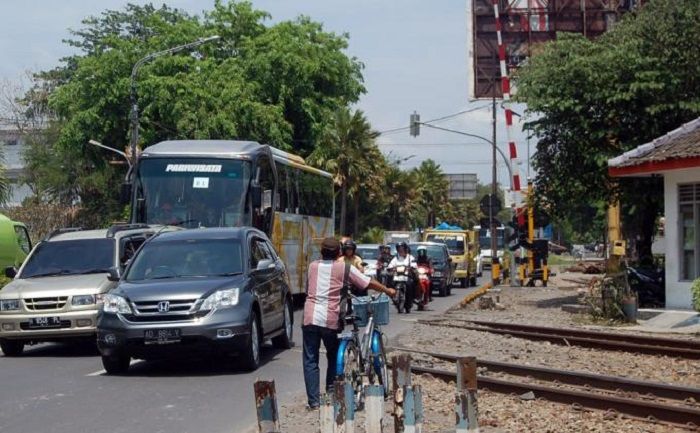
[492,0,522,199]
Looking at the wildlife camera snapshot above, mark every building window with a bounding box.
[679,184,700,281]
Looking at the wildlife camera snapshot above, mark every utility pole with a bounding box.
[491,88,500,285]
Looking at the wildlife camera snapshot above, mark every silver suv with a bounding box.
[0,224,159,356]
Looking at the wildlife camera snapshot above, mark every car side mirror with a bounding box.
[256,258,275,271]
[4,267,17,279]
[107,268,121,282]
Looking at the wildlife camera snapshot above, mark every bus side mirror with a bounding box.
[120,182,132,205]
[250,184,262,208]
[136,198,146,221]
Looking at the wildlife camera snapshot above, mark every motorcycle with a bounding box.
[416,263,432,311]
[391,265,415,314]
[376,258,392,287]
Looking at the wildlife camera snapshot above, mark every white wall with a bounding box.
[663,168,700,309]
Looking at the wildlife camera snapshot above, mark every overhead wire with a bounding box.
[376,104,490,136]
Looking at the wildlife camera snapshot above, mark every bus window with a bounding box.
[298,170,333,218]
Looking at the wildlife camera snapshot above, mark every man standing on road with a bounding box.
[302,237,396,409]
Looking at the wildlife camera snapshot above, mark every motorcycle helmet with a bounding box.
[396,241,409,255]
[342,239,357,253]
[417,246,428,259]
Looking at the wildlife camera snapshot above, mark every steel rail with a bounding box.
[417,319,700,359]
[388,346,700,403]
[466,320,700,351]
[408,364,700,429]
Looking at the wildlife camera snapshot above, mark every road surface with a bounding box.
[0,282,479,433]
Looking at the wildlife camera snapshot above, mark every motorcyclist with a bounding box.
[388,242,416,271]
[415,246,434,303]
[339,239,364,273]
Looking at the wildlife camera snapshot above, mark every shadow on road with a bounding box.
[20,341,99,358]
[104,343,294,378]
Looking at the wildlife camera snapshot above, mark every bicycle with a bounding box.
[335,293,390,409]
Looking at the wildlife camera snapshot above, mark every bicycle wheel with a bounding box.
[367,330,390,399]
[339,339,364,410]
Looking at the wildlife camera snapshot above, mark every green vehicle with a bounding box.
[0,214,32,271]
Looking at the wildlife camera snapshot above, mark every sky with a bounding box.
[0,0,532,187]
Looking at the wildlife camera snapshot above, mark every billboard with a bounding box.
[467,0,644,99]
[446,173,478,200]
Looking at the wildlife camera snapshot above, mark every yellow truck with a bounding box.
[423,227,479,287]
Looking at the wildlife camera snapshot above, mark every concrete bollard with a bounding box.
[365,384,385,433]
[414,385,424,433]
[403,386,416,433]
[333,382,346,433]
[253,380,281,433]
[392,354,412,433]
[455,357,479,433]
[320,393,334,433]
[343,381,355,433]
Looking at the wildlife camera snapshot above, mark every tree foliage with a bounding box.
[516,0,700,255]
[32,1,364,224]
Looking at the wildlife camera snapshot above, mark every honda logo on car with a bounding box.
[157,301,170,313]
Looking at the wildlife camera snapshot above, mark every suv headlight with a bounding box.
[0,299,20,311]
[102,294,132,314]
[72,295,96,306]
[200,288,239,311]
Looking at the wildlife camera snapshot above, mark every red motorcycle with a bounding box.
[416,263,432,310]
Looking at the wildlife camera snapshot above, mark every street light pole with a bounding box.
[128,35,220,164]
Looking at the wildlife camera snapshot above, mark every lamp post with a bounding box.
[128,35,220,164]
[410,111,513,286]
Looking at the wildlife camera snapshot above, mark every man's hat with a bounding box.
[321,237,340,252]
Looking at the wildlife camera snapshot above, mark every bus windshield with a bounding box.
[479,229,506,249]
[134,158,251,228]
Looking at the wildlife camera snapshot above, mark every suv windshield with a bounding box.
[126,238,243,281]
[410,244,446,262]
[356,248,379,260]
[425,234,465,255]
[20,239,115,278]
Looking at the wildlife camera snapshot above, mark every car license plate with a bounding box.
[433,271,443,277]
[393,275,408,282]
[144,328,181,345]
[28,317,61,328]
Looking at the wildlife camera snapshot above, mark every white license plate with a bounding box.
[393,276,408,282]
[433,272,443,277]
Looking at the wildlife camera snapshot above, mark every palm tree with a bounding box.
[309,108,379,235]
[413,159,451,228]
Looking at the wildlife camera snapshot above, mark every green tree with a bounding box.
[412,159,452,228]
[309,108,379,236]
[30,1,365,225]
[516,0,700,257]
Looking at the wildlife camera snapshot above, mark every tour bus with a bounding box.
[126,140,334,296]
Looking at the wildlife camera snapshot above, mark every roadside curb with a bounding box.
[458,282,493,308]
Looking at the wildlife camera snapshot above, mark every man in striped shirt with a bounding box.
[302,237,395,409]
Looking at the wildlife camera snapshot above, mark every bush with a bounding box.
[692,279,700,312]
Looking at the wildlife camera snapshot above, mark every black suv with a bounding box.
[97,227,293,374]
[410,242,455,297]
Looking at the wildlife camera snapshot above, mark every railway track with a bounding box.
[387,347,700,429]
[418,318,700,359]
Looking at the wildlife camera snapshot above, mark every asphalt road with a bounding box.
[0,282,479,433]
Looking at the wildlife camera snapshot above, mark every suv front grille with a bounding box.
[132,299,198,314]
[24,297,68,311]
